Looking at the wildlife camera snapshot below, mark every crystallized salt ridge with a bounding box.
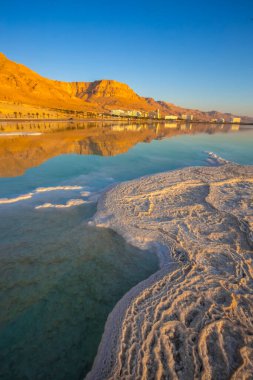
[86,162,253,380]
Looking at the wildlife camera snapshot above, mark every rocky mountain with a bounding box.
[0,53,250,121]
[0,53,94,111]
[0,53,151,112]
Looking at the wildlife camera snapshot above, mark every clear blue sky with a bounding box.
[0,0,253,116]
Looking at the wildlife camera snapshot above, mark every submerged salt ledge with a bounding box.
[87,161,253,380]
[204,151,233,166]
[0,185,85,205]
[35,199,86,209]
[35,185,83,193]
[0,192,34,204]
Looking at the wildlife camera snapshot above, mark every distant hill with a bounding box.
[0,53,251,121]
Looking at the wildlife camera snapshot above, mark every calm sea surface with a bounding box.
[0,122,253,380]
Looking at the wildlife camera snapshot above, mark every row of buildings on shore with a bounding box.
[110,109,241,123]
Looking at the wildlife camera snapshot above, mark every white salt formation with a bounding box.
[35,199,86,209]
[87,160,253,380]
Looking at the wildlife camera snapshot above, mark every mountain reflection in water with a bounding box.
[0,121,244,177]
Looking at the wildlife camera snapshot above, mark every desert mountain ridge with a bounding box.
[0,52,251,121]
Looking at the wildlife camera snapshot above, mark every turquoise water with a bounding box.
[1,128,253,199]
[0,125,253,380]
[0,203,158,379]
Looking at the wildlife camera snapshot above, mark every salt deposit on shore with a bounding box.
[87,159,253,380]
[35,199,86,209]
[0,192,34,204]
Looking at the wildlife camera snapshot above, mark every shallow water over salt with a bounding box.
[0,122,253,379]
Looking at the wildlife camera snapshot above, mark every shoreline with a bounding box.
[85,242,178,380]
[0,117,252,126]
[86,184,179,380]
[86,158,253,379]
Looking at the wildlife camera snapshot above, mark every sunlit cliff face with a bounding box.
[1,53,251,122]
[0,53,157,113]
[0,121,238,177]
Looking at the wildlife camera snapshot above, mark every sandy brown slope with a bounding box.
[0,53,151,112]
[0,53,96,111]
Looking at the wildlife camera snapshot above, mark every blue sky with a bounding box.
[0,0,253,116]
